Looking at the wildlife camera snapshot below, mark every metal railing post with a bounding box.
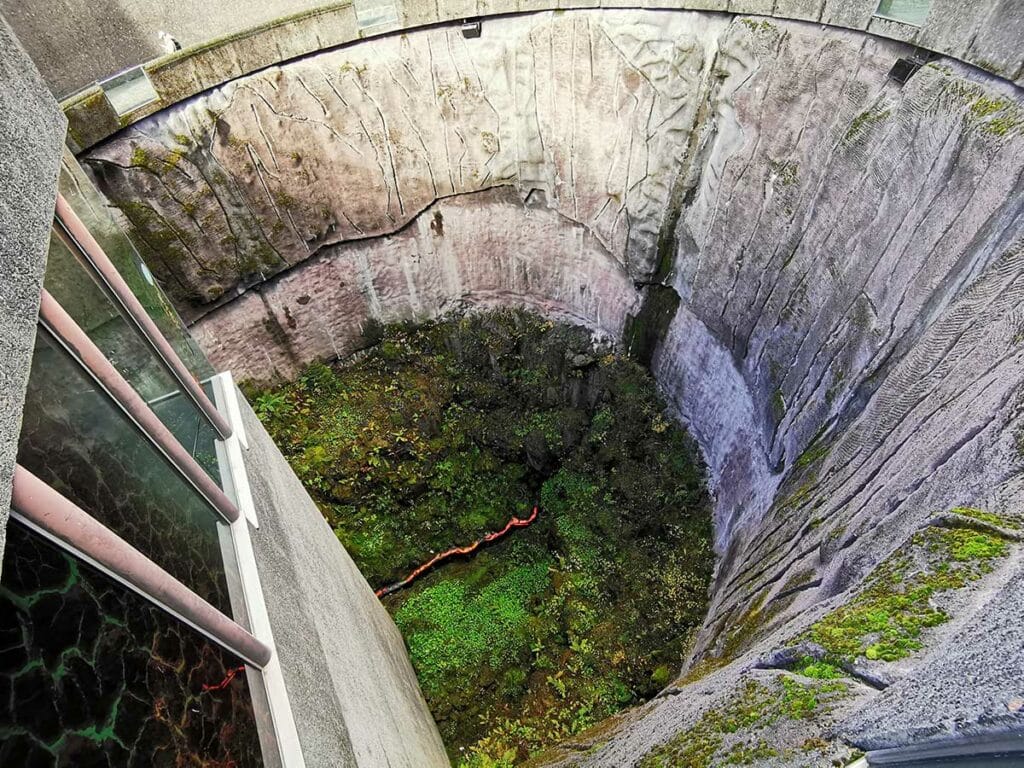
[11,465,271,667]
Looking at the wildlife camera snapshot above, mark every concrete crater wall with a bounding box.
[83,9,1024,761]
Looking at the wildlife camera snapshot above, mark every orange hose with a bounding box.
[375,506,540,598]
[202,665,245,692]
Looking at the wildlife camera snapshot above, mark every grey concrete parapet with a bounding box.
[57,0,1024,153]
[0,17,67,573]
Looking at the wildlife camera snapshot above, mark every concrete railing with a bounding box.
[60,0,1024,152]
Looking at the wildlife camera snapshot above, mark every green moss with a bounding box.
[797,657,843,680]
[771,389,786,424]
[651,665,672,688]
[723,740,778,764]
[948,530,1008,561]
[950,506,1021,531]
[246,310,714,764]
[793,439,829,471]
[396,561,551,696]
[638,676,847,768]
[804,525,1011,663]
[939,81,1023,138]
[844,107,891,144]
[971,96,1010,119]
[115,200,191,273]
[968,96,1022,137]
[768,159,799,187]
[741,18,777,33]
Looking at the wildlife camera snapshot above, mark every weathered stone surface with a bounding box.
[83,9,1024,762]
[87,10,725,311]
[192,187,640,381]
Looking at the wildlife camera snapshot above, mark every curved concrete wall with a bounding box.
[81,9,1024,761]
[27,0,1024,150]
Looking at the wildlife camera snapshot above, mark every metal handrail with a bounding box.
[10,465,271,667]
[37,289,241,524]
[53,193,232,440]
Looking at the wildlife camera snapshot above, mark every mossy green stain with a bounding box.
[624,284,682,369]
[843,107,891,144]
[637,676,848,768]
[950,506,1021,531]
[804,525,1011,664]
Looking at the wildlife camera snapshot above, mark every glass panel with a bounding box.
[99,66,159,116]
[43,232,220,480]
[0,521,266,767]
[58,151,214,381]
[17,330,235,615]
[875,0,930,26]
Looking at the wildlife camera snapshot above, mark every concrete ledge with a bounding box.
[0,17,66,573]
[62,0,1024,152]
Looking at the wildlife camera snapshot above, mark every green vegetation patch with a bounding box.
[804,525,1010,664]
[950,506,1021,531]
[843,106,891,144]
[245,310,714,765]
[637,675,848,768]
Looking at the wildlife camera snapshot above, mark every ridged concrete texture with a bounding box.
[82,10,1024,763]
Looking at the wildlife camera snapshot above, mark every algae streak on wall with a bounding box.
[244,310,715,765]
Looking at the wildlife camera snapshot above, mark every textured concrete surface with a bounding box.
[193,188,639,382]
[0,18,66,574]
[842,546,1024,749]
[27,0,1024,152]
[19,0,1024,97]
[240,392,450,767]
[87,9,725,310]
[82,9,1024,763]
[0,0,332,98]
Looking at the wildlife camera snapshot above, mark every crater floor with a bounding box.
[243,309,715,764]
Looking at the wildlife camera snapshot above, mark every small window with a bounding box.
[99,65,159,116]
[353,0,398,31]
[874,0,931,27]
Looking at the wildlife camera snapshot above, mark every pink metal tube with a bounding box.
[54,194,232,440]
[38,289,240,524]
[11,465,271,667]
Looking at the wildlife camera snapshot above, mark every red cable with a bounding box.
[375,506,540,598]
[202,665,245,692]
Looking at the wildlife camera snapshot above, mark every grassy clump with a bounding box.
[797,657,844,680]
[637,676,848,768]
[245,310,714,764]
[950,506,1021,531]
[804,525,1010,664]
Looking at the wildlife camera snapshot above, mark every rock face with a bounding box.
[85,9,1024,764]
[87,10,727,312]
[183,187,639,381]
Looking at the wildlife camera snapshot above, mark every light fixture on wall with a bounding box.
[461,19,482,39]
[888,57,922,84]
[887,47,934,85]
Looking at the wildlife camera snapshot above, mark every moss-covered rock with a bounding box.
[246,309,715,764]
